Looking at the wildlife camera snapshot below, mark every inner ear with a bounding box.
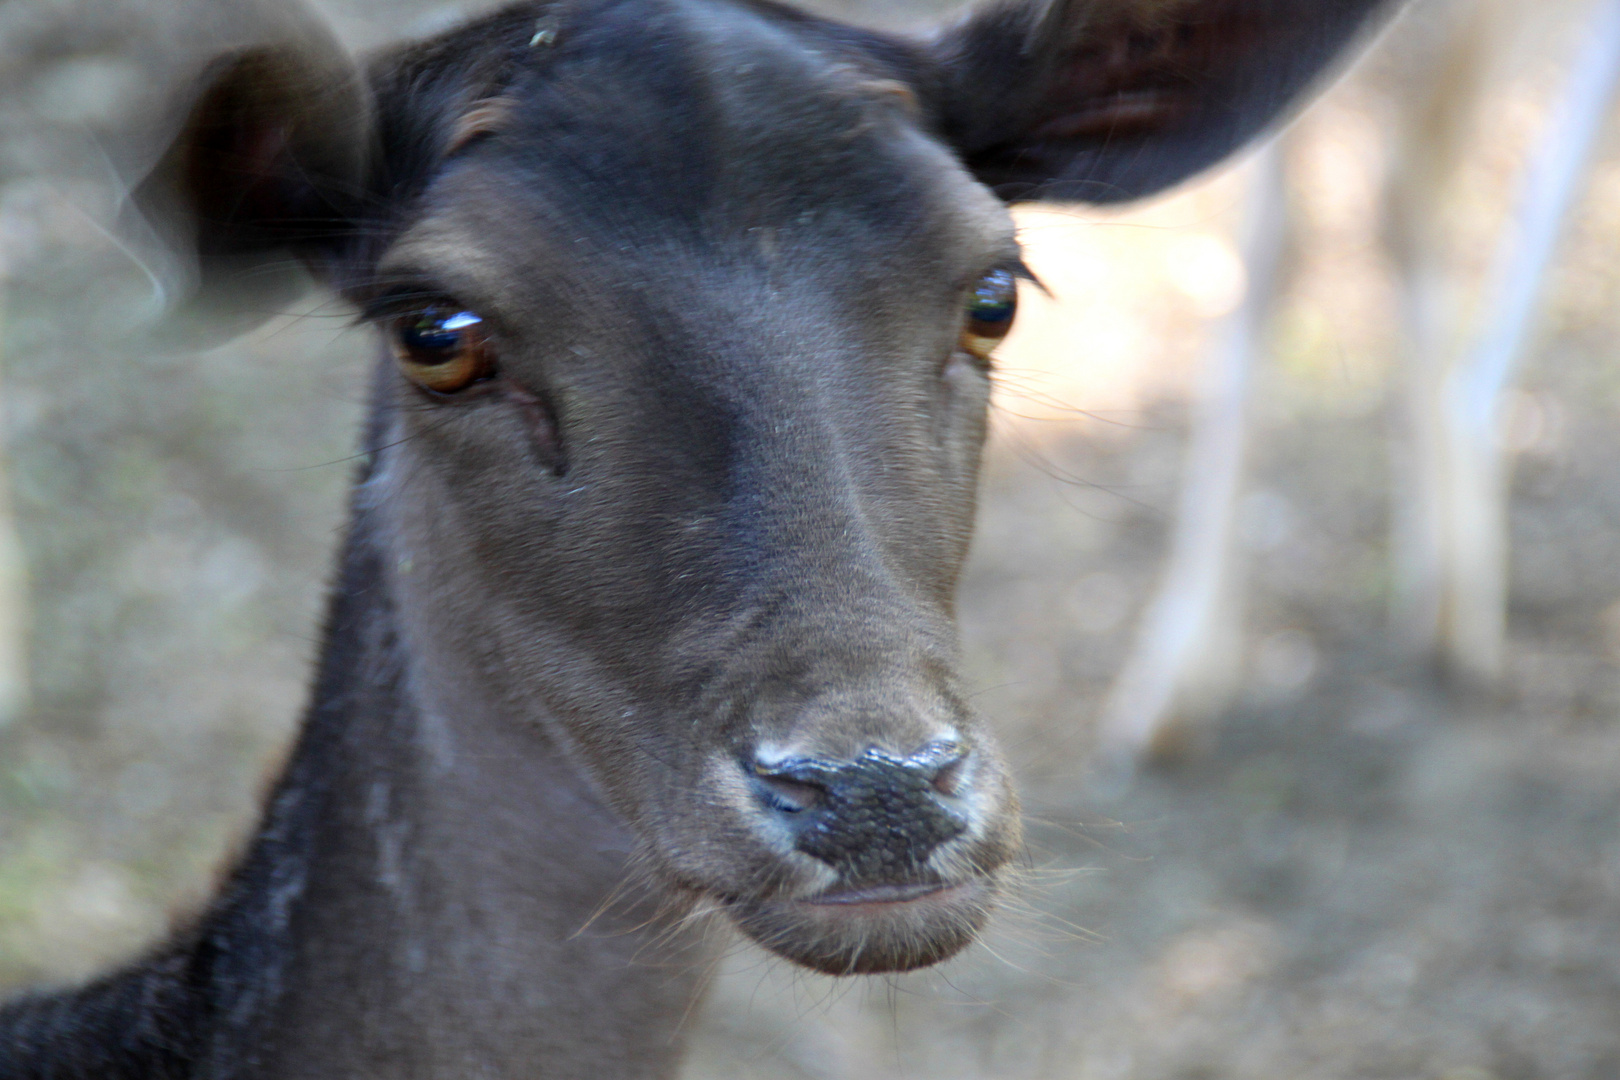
[175,46,369,257]
[1018,15,1222,141]
[130,28,370,341]
[922,0,1400,204]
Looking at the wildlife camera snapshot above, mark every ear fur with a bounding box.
[924,0,1402,203]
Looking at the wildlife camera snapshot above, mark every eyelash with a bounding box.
[359,284,458,324]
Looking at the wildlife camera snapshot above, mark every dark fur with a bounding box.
[0,406,401,1078]
[0,0,1400,1076]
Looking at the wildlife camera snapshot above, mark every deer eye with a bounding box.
[390,307,495,393]
[959,267,1018,363]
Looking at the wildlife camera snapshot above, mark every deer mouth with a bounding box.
[803,881,949,906]
[676,741,1020,974]
[723,874,998,976]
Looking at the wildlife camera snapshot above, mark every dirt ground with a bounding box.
[3,0,1620,1077]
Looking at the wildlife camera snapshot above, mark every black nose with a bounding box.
[751,744,970,882]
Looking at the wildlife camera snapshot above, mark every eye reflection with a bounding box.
[960,267,1018,363]
[391,306,495,394]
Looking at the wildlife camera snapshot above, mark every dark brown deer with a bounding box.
[0,0,1397,1075]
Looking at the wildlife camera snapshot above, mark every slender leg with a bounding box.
[1439,0,1620,680]
[1385,0,1501,660]
[1095,143,1289,778]
[0,292,26,728]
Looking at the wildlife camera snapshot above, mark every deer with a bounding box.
[1098,0,1620,771]
[0,0,1398,1075]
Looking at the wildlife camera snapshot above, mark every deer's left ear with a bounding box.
[920,0,1401,204]
[129,8,371,337]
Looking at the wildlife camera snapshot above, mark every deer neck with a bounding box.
[201,509,710,1080]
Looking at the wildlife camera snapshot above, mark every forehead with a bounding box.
[373,0,1011,285]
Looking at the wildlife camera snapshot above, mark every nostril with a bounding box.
[930,752,969,798]
[750,759,828,814]
[907,741,970,798]
[757,774,823,813]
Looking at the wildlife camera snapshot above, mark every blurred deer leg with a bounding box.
[0,449,28,728]
[1440,0,1620,681]
[1096,145,1288,775]
[1384,0,1499,659]
[1389,261,1450,655]
[0,298,27,728]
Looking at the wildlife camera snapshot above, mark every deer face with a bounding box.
[151,0,1398,976]
[363,8,1021,974]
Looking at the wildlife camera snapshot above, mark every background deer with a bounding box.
[0,0,1397,1076]
[1100,0,1620,764]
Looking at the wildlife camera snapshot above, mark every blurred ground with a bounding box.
[3,0,1620,1077]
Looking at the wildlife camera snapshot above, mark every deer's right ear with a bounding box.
[920,0,1400,204]
[134,31,370,326]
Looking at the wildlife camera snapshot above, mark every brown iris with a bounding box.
[959,267,1019,363]
[391,307,495,393]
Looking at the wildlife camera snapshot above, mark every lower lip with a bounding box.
[801,882,966,910]
[726,879,995,974]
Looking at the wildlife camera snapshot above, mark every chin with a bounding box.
[725,876,999,976]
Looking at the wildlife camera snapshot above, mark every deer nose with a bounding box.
[750,743,970,881]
